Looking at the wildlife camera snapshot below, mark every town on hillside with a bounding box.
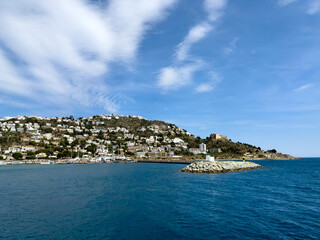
[0,115,293,164]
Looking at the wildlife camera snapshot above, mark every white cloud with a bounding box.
[196,83,214,93]
[224,37,238,55]
[158,63,202,90]
[175,0,227,62]
[196,71,222,93]
[278,0,298,7]
[278,0,320,14]
[106,0,177,61]
[0,0,177,112]
[307,0,320,14]
[158,0,227,90]
[176,22,212,61]
[0,49,32,96]
[204,0,228,21]
[294,83,313,92]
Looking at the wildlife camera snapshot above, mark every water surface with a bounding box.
[0,159,319,239]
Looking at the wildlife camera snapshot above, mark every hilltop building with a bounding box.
[210,133,228,140]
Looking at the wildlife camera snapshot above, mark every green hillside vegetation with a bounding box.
[0,115,294,160]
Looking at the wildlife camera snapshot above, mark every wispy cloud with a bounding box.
[294,83,313,92]
[307,0,320,14]
[0,0,177,112]
[224,37,238,55]
[204,0,228,20]
[278,0,320,15]
[0,49,32,96]
[176,22,212,62]
[196,83,215,93]
[158,62,203,90]
[196,71,222,93]
[277,0,298,7]
[176,0,227,62]
[158,0,227,91]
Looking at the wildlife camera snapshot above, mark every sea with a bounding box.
[0,158,319,239]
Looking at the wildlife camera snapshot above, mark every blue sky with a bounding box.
[0,0,319,157]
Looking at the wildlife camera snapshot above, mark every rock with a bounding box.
[180,161,263,173]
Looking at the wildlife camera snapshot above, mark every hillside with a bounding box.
[0,114,295,161]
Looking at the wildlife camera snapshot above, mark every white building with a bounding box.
[8,146,21,153]
[173,138,184,144]
[43,133,53,139]
[199,143,206,153]
[206,154,215,162]
[146,136,156,144]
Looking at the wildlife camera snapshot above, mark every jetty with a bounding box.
[180,161,263,173]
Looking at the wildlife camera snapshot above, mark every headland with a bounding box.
[0,115,296,164]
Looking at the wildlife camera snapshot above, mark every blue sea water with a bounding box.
[0,159,319,239]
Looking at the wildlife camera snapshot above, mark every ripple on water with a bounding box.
[0,159,319,239]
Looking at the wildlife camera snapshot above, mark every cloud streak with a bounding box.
[158,62,203,90]
[306,0,320,14]
[158,0,227,91]
[277,0,298,7]
[195,72,222,93]
[176,22,212,62]
[224,37,238,55]
[294,83,313,92]
[278,0,320,15]
[0,0,177,112]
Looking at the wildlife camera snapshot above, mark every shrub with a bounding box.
[12,152,23,160]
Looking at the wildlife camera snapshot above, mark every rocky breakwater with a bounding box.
[180,161,263,173]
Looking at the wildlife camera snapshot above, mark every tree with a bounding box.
[28,141,37,146]
[43,127,53,133]
[126,152,134,156]
[71,139,79,147]
[60,137,68,147]
[268,149,277,153]
[80,140,86,149]
[98,131,104,139]
[26,154,36,159]
[86,121,93,129]
[108,144,113,153]
[27,151,34,156]
[12,152,23,160]
[86,144,97,154]
[57,150,70,159]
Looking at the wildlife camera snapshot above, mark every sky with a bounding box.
[0,0,319,157]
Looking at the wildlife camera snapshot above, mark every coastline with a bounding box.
[0,156,299,166]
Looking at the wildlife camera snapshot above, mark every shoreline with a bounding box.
[0,157,300,166]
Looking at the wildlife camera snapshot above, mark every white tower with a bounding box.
[199,143,206,153]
